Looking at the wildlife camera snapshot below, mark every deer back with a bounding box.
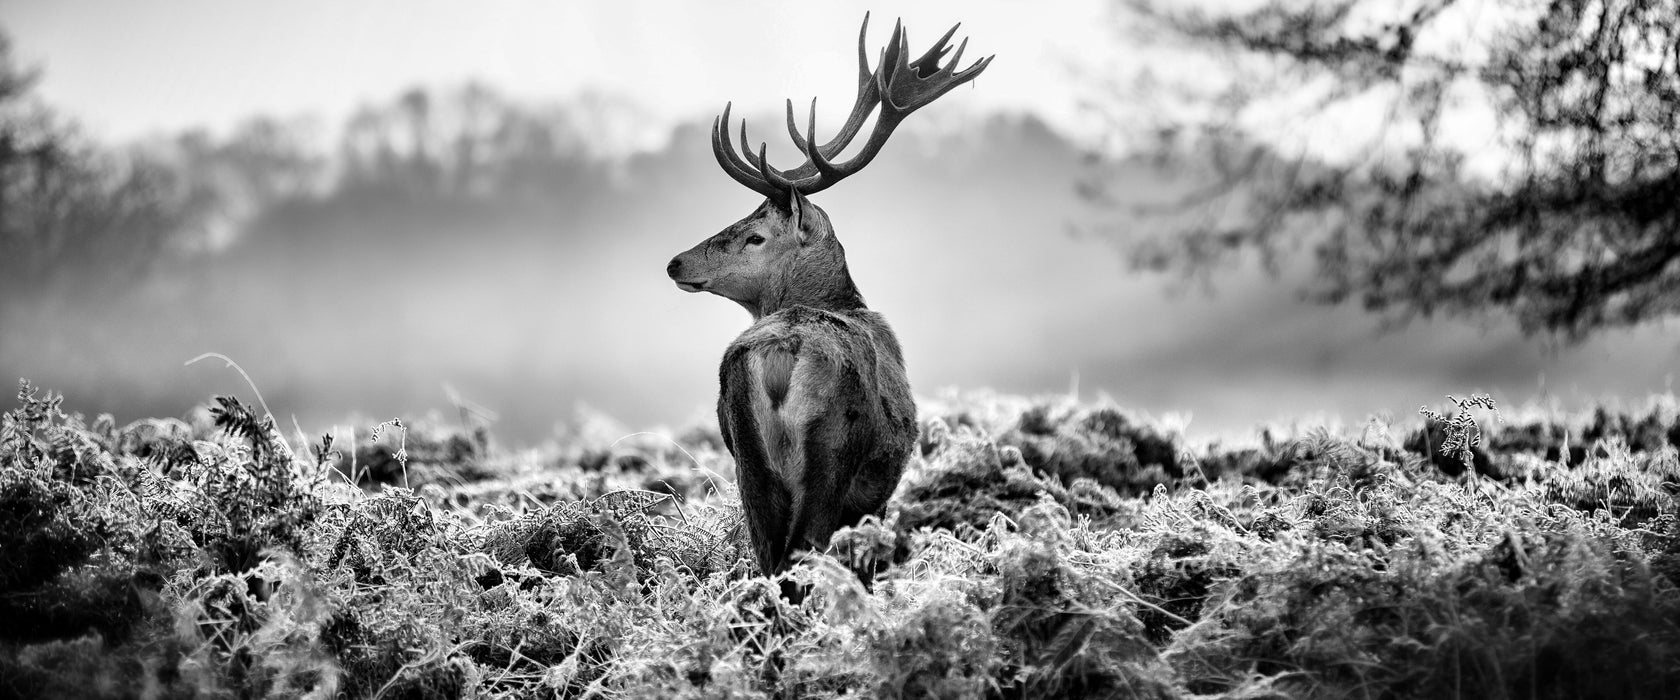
[717,306,916,575]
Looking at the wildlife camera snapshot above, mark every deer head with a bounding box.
[667,14,992,318]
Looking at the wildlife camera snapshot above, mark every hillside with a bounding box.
[3,382,1678,698]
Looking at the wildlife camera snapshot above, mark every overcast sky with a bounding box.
[7,0,1132,145]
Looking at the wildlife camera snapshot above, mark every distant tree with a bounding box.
[0,30,69,286]
[174,118,327,208]
[0,29,209,300]
[1084,0,1680,340]
[336,84,607,200]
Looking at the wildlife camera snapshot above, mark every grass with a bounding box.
[2,379,1678,699]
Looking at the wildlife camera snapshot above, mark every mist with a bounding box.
[3,98,1673,444]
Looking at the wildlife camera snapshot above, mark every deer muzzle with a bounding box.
[668,256,708,292]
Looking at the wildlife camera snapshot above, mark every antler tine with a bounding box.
[712,103,781,199]
[826,11,883,153]
[855,13,874,84]
[957,53,994,81]
[754,141,801,192]
[739,118,751,168]
[780,98,825,174]
[739,118,798,190]
[882,19,906,88]
[911,23,960,78]
[943,38,968,79]
[716,104,756,177]
[803,96,844,180]
[784,99,808,153]
[873,47,895,112]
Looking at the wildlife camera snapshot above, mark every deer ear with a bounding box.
[786,189,828,245]
[786,188,805,242]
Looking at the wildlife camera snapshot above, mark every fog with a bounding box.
[3,110,1673,443]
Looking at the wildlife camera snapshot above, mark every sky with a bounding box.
[5,0,1128,145]
[2,1,1675,445]
[4,0,1524,179]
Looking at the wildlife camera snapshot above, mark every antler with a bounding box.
[712,13,994,199]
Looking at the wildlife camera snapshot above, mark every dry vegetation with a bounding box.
[3,380,1679,699]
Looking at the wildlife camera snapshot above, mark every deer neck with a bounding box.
[745,247,866,320]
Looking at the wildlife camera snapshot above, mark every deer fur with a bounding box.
[668,191,916,580]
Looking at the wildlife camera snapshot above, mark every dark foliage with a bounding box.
[4,385,1680,697]
[1087,0,1680,339]
[0,32,214,303]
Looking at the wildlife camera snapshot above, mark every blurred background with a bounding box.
[3,0,1676,443]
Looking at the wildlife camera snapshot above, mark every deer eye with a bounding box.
[745,235,766,246]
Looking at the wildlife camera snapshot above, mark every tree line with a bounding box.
[1085,0,1679,340]
[0,30,639,301]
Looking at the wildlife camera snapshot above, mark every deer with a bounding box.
[666,14,991,590]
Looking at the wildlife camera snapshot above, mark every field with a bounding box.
[3,380,1679,699]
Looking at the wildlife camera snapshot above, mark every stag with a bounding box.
[667,15,991,585]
